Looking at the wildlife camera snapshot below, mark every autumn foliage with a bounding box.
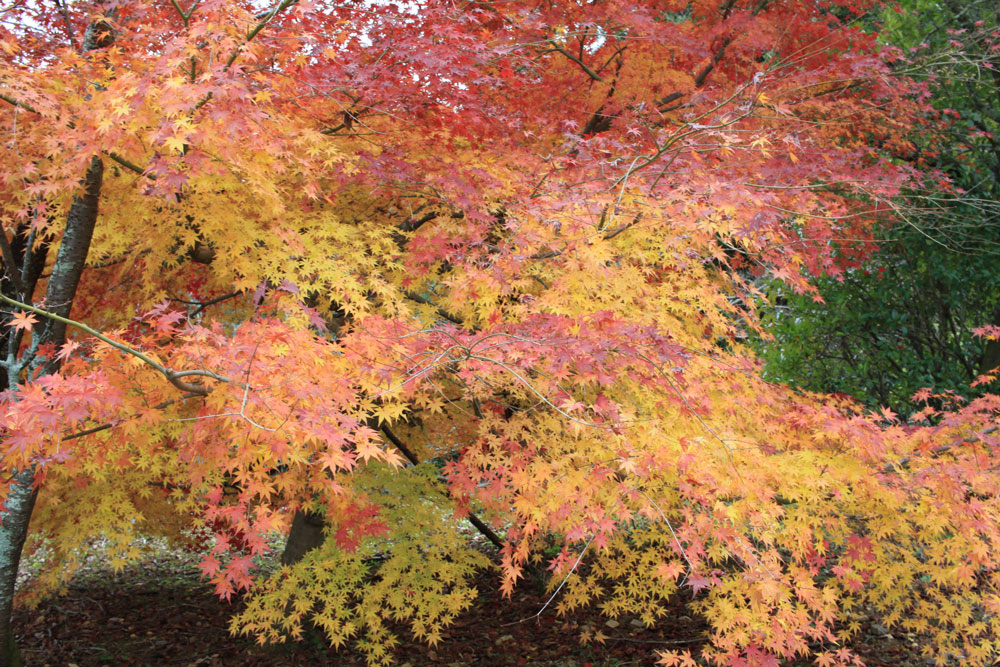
[1,0,999,665]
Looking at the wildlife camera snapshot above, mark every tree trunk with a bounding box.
[280,511,328,565]
[981,337,1000,376]
[0,157,102,667]
[0,469,36,667]
[979,309,1000,377]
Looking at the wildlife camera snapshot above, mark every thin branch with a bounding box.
[399,211,437,233]
[193,0,298,111]
[529,213,643,262]
[882,426,999,474]
[0,93,40,115]
[106,152,152,177]
[693,37,732,87]
[465,353,607,429]
[53,0,80,52]
[168,0,190,25]
[171,291,243,317]
[242,0,296,49]
[549,40,604,82]
[656,91,684,110]
[380,423,505,549]
[405,291,464,326]
[378,423,419,465]
[503,536,594,625]
[0,293,230,395]
[465,513,504,550]
[634,489,694,584]
[655,0,769,112]
[61,392,201,441]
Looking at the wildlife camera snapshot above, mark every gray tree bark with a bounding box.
[0,157,103,667]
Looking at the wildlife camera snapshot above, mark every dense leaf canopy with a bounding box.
[0,1,998,665]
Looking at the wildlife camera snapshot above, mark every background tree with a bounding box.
[756,0,1000,414]
[0,2,998,667]
[756,223,1000,413]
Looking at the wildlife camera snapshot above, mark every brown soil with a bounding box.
[13,553,930,666]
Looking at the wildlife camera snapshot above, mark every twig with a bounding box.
[0,293,230,395]
[549,40,604,82]
[502,536,594,626]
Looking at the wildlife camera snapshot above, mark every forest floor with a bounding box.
[13,542,934,667]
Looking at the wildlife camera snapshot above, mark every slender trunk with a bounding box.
[280,510,328,565]
[280,426,504,570]
[981,338,1000,376]
[0,157,102,667]
[0,469,36,667]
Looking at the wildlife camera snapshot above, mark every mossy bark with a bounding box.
[0,157,103,667]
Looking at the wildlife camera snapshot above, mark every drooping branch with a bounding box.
[549,40,605,82]
[193,0,298,111]
[379,424,504,549]
[0,293,231,395]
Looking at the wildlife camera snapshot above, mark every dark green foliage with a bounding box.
[755,0,1000,415]
[756,226,1000,414]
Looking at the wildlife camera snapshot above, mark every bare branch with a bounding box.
[549,40,604,82]
[0,293,230,396]
[0,93,40,115]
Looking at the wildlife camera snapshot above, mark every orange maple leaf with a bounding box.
[55,340,80,361]
[655,560,686,582]
[6,310,37,332]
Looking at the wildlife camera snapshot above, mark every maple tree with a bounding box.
[0,1,998,666]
